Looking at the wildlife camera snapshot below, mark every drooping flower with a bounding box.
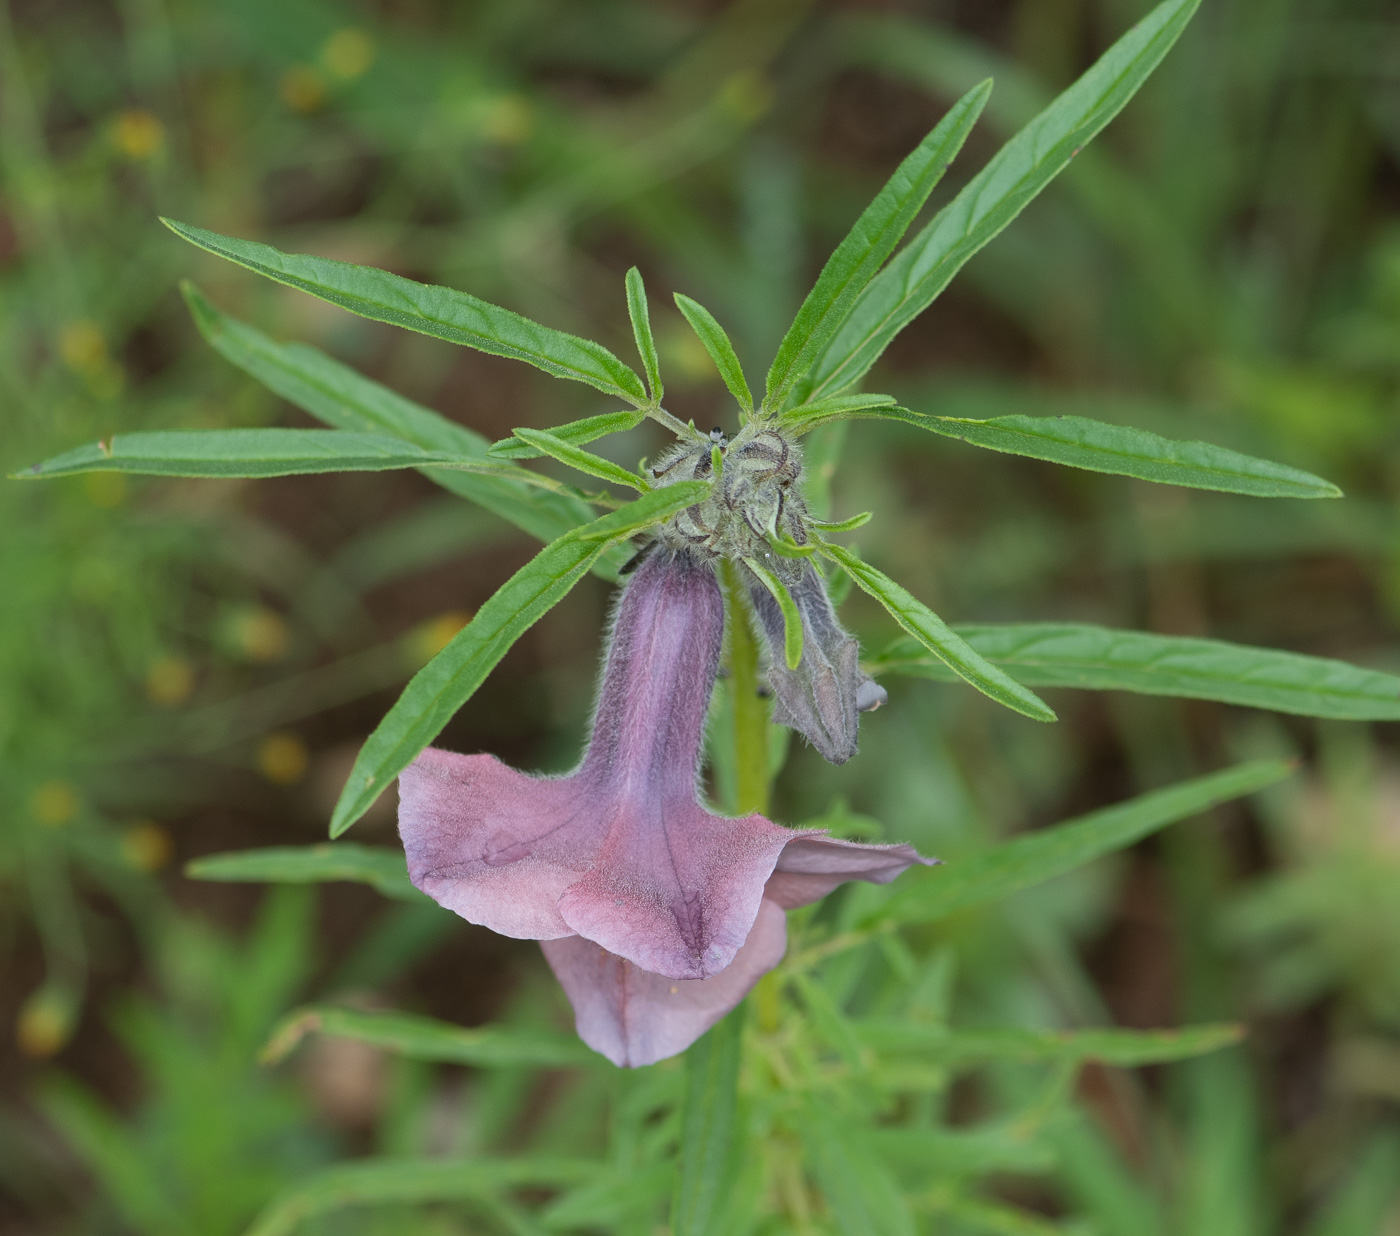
[399,544,933,1066]
[748,560,887,765]
[655,422,886,762]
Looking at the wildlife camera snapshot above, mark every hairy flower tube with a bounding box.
[400,542,933,1066]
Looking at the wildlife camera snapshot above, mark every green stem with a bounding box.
[720,560,769,815]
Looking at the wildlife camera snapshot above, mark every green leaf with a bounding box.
[805,0,1204,400]
[743,557,803,669]
[830,405,1340,498]
[185,845,422,902]
[800,1101,916,1236]
[181,283,604,547]
[811,510,874,532]
[243,1157,595,1236]
[261,1004,597,1068]
[817,541,1056,722]
[16,429,479,481]
[673,293,753,414]
[672,1010,745,1236]
[486,408,646,459]
[856,1021,1244,1066]
[776,393,898,433]
[510,427,649,492]
[542,1163,676,1231]
[868,1124,1053,1177]
[163,218,648,402]
[329,481,709,836]
[874,759,1294,927]
[869,624,1400,720]
[766,81,991,409]
[626,266,664,403]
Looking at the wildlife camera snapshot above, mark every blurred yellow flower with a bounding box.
[146,655,195,706]
[479,94,532,145]
[113,108,165,160]
[259,732,309,785]
[31,781,79,826]
[16,988,76,1058]
[281,65,326,113]
[408,611,471,665]
[122,822,173,872]
[59,321,105,372]
[227,606,290,662]
[323,29,374,80]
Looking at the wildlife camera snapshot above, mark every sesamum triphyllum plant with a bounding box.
[25,0,1383,1074]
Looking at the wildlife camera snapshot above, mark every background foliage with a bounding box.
[3,0,1400,1232]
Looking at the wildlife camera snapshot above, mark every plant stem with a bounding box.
[719,560,769,816]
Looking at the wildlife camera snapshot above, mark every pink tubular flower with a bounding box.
[398,547,934,1066]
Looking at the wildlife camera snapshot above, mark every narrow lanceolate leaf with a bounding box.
[766,80,991,409]
[163,218,648,402]
[856,1021,1243,1067]
[329,481,709,836]
[261,1005,597,1068]
[672,1012,745,1236]
[486,408,646,459]
[182,283,601,546]
[674,293,753,414]
[244,1158,596,1236]
[801,1102,916,1236]
[869,624,1400,720]
[626,266,664,402]
[744,558,803,669]
[837,405,1340,498]
[16,429,472,480]
[776,393,898,433]
[818,541,1055,722]
[874,759,1294,927]
[186,845,421,901]
[510,427,649,492]
[806,0,1204,400]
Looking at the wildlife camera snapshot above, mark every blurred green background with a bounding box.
[3,0,1400,1232]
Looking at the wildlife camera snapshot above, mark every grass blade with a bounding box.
[874,759,1294,926]
[805,0,1204,400]
[486,408,646,459]
[765,80,991,408]
[831,405,1340,498]
[163,219,647,402]
[510,427,649,491]
[800,1101,916,1236]
[186,845,421,902]
[329,481,709,836]
[671,1010,745,1236]
[869,623,1400,720]
[626,266,664,402]
[856,1021,1244,1066]
[261,1005,597,1068]
[674,293,753,415]
[243,1157,595,1236]
[818,541,1055,722]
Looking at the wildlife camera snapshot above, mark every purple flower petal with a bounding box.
[543,898,788,1067]
[399,549,792,980]
[765,835,939,909]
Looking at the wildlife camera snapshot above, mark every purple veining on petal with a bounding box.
[542,898,788,1067]
[749,562,886,765]
[399,548,793,981]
